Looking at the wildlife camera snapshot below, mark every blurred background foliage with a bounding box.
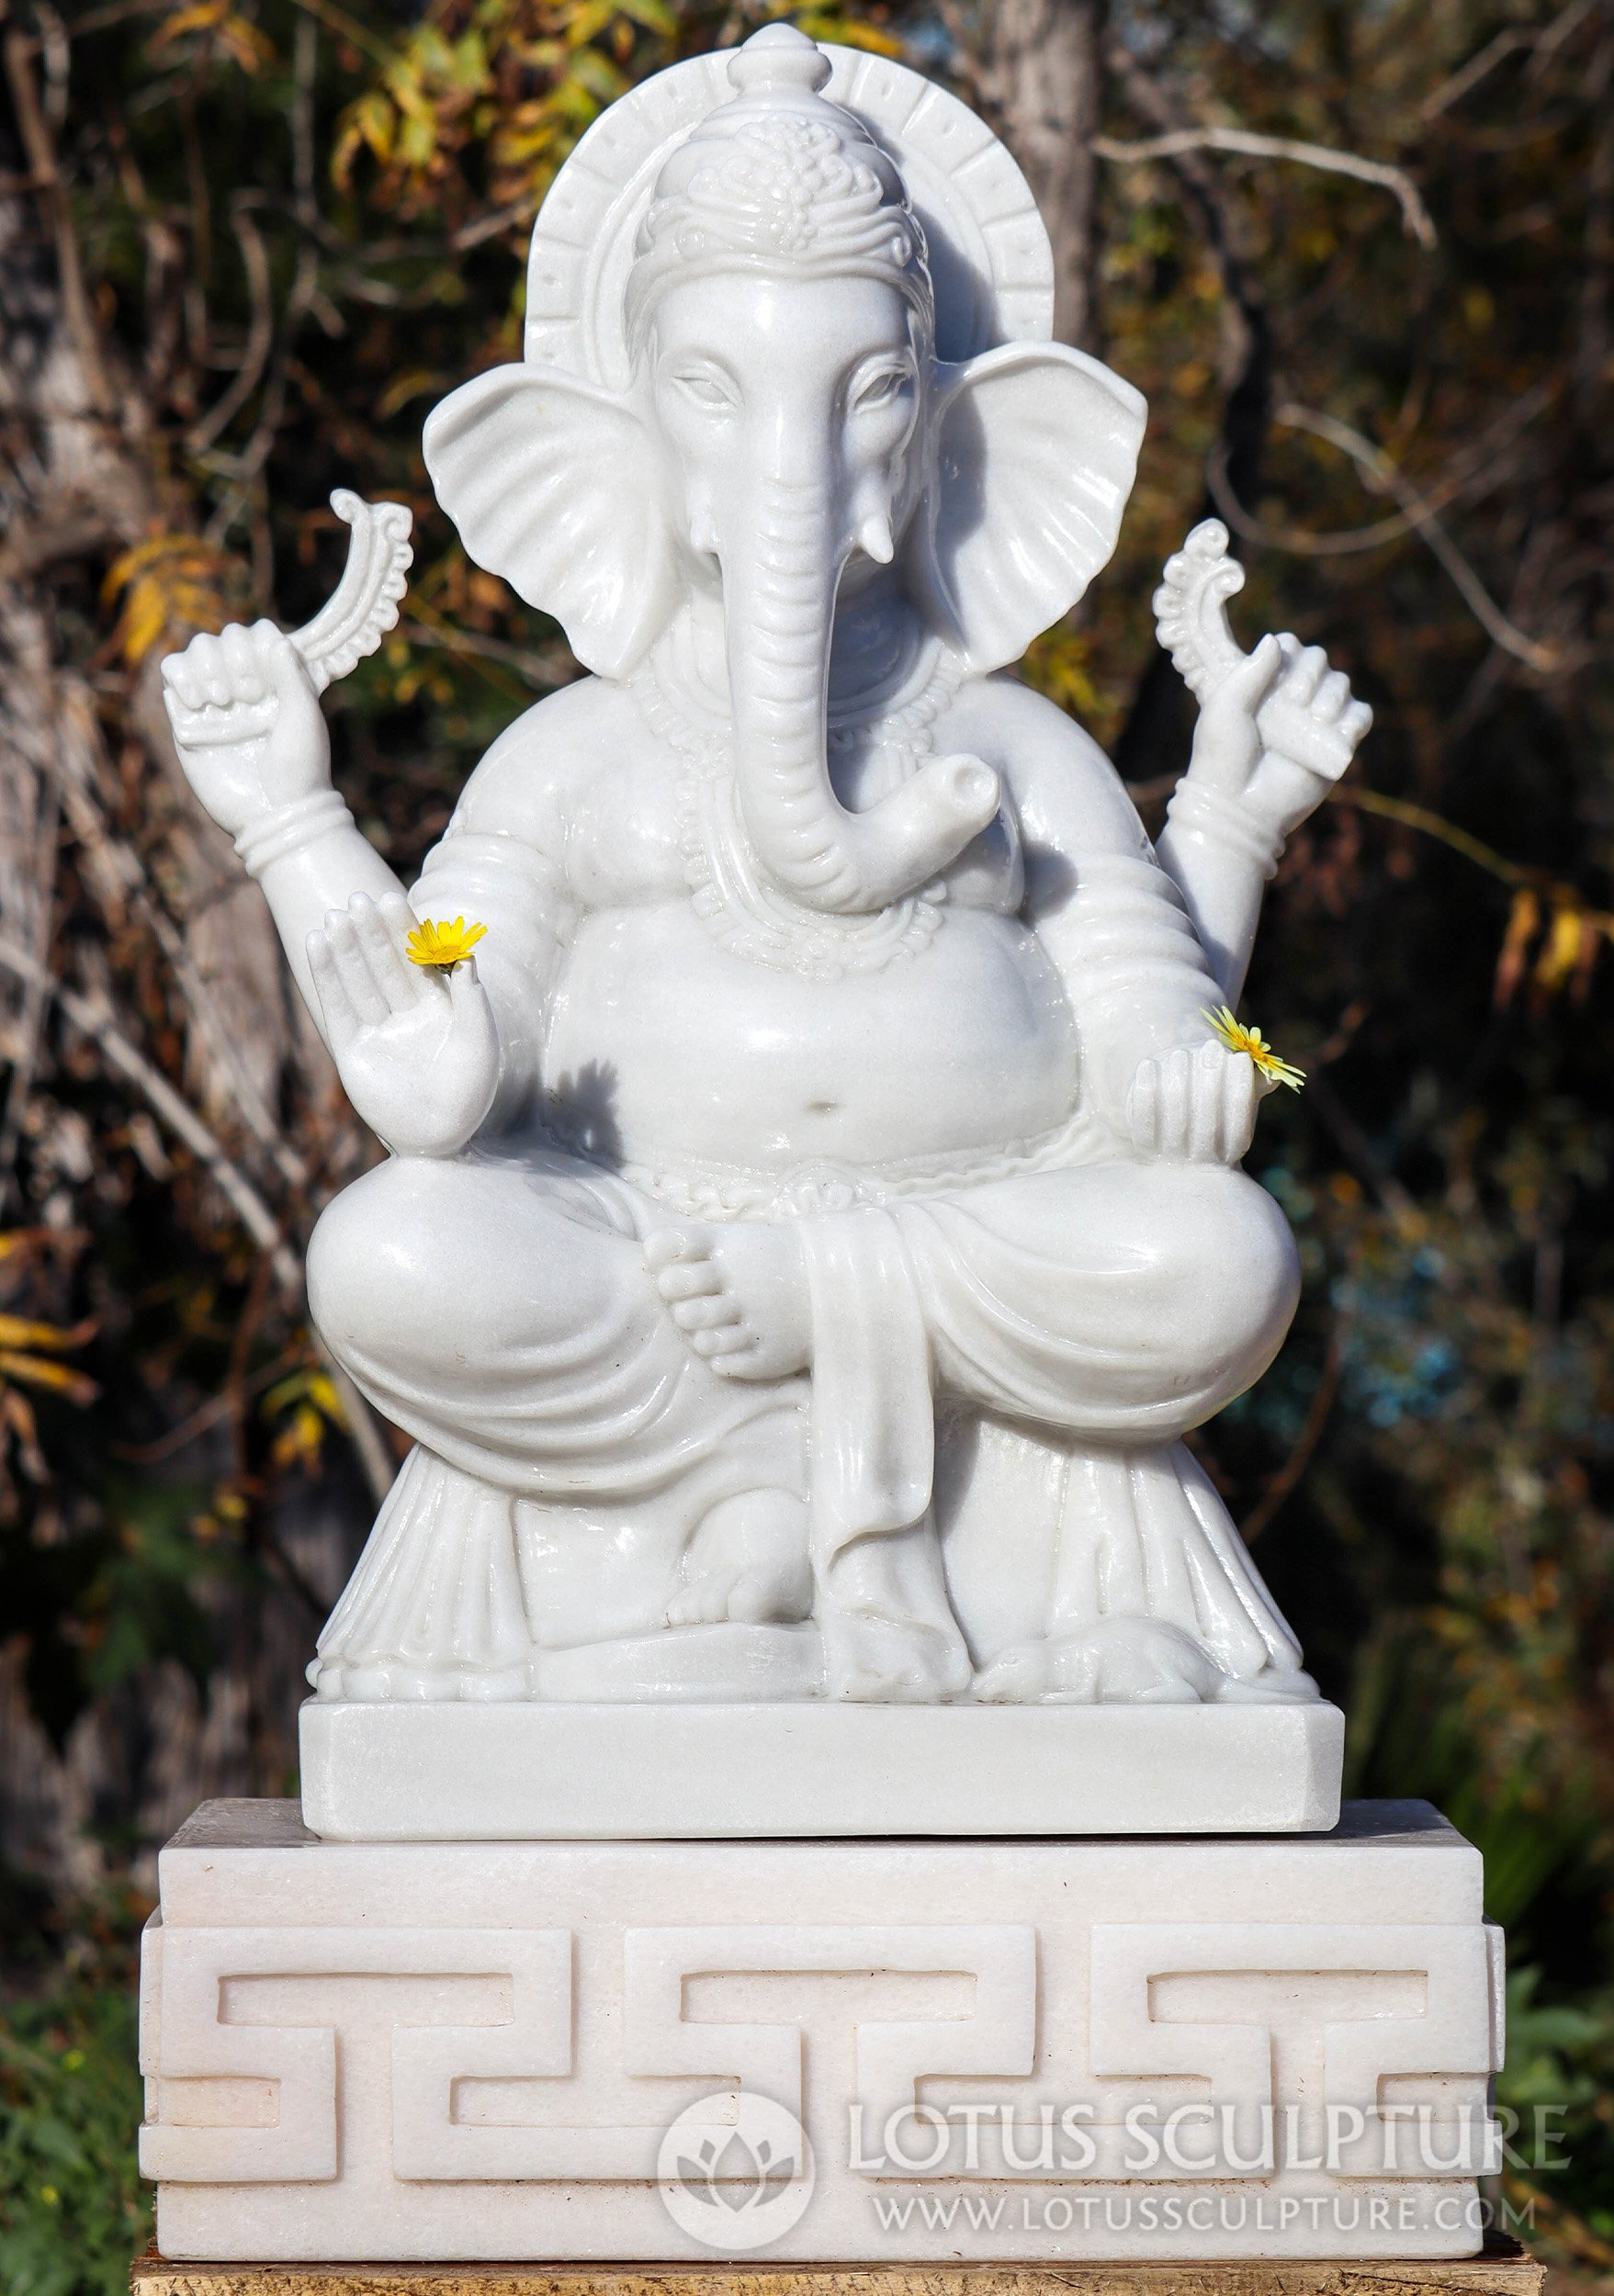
[1,0,1613,2285]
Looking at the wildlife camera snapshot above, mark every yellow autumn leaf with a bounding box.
[375,368,442,420]
[120,581,170,667]
[1533,903,1590,997]
[796,16,904,58]
[271,1401,327,1471]
[150,0,273,70]
[0,1312,95,1353]
[150,0,229,47]
[104,534,231,663]
[216,14,275,73]
[0,1351,99,1407]
[1493,885,1541,1008]
[615,0,677,30]
[563,0,621,48]
[333,89,397,186]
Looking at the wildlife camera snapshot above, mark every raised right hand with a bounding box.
[1186,628,1372,844]
[308,892,500,1158]
[160,621,330,835]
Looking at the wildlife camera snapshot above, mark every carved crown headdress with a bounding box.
[624,28,933,344]
[424,26,1146,685]
[522,26,1055,390]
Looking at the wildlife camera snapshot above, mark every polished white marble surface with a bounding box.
[155,25,1371,1725]
[298,1696,1345,1840]
[142,1799,1496,2262]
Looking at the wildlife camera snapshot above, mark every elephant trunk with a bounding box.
[725,474,999,915]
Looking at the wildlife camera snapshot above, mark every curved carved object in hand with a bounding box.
[290,489,414,695]
[1153,516,1367,782]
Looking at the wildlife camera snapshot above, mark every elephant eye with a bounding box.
[852,365,911,411]
[671,366,738,412]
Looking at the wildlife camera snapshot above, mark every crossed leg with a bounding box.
[644,1156,1302,1702]
[307,1151,810,1646]
[899,1158,1302,1439]
[644,1158,1299,1437]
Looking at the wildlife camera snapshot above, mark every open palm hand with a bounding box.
[1127,1038,1269,1165]
[308,892,499,1158]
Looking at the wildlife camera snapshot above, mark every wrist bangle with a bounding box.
[234,791,354,880]
[1166,779,1284,881]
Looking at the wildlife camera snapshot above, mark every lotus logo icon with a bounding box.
[657,2092,815,2251]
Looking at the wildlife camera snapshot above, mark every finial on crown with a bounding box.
[727,23,832,98]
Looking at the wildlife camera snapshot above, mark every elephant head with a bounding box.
[423,24,1146,916]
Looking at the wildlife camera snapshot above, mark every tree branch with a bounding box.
[1093,124,1438,249]
[1239,1311,1347,1546]
[1106,39,1271,782]
[1196,380,1552,557]
[185,197,275,455]
[0,931,395,1503]
[2,15,114,416]
[1255,402,1573,673]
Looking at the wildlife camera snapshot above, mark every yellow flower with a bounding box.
[405,916,487,969]
[1202,1005,1306,1091]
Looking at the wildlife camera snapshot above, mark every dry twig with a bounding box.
[1093,125,1438,249]
[0,933,393,1503]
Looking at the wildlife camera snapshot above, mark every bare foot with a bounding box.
[974,1618,1227,1705]
[819,1537,975,1703]
[1215,1662,1321,1705]
[828,1616,974,1703]
[646,1219,811,1382]
[667,1488,812,1626]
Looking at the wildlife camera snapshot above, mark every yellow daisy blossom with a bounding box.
[1202,1004,1306,1091]
[406,916,487,969]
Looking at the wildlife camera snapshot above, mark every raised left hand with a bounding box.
[1126,1037,1270,1165]
[1188,630,1373,845]
[161,620,332,835]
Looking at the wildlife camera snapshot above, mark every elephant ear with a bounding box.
[423,364,676,680]
[912,343,1147,674]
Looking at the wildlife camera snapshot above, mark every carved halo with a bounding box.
[524,43,1055,388]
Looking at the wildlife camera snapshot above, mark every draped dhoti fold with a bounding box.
[308,1144,1306,1702]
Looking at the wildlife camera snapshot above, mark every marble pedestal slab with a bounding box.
[298,1699,1345,1840]
[141,1799,1500,2263]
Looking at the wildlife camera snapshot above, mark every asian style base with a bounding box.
[298,1697,1346,1840]
[140,1799,1500,2263]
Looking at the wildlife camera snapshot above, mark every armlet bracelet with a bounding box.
[234,790,355,880]
[1165,778,1284,881]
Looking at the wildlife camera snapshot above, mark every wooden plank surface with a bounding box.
[130,2241,1545,2296]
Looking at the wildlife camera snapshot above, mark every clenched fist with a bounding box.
[160,621,331,836]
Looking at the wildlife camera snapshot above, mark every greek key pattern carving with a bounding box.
[1088,1921,1505,2177]
[142,1916,1500,2189]
[141,1920,1035,2186]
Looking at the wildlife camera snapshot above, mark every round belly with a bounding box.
[543,902,1079,1176]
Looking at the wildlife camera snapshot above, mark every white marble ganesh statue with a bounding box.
[160,27,1372,1708]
